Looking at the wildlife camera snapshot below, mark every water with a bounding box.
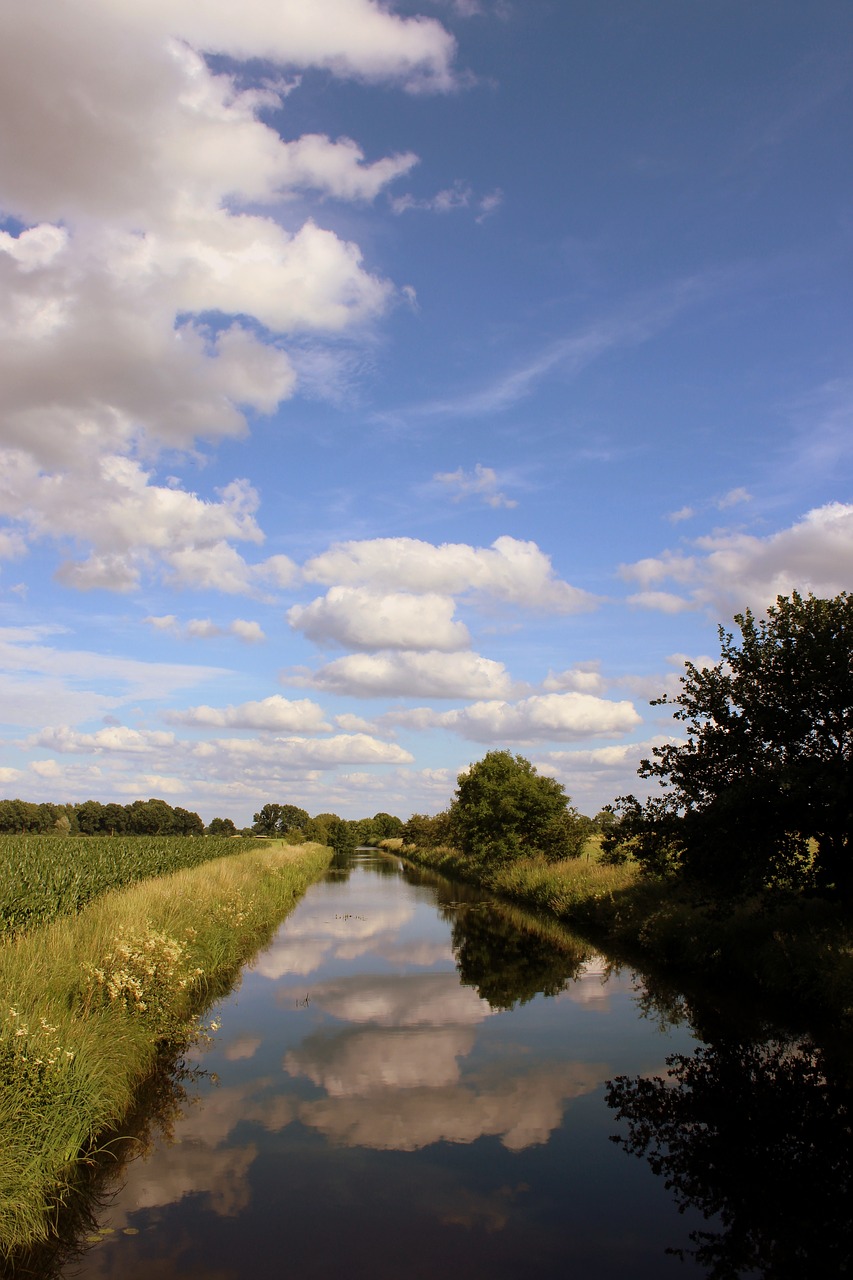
[60,850,852,1279]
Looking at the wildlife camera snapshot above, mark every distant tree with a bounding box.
[76,799,106,835]
[126,798,179,835]
[305,812,340,846]
[172,806,204,836]
[450,751,586,869]
[401,811,453,848]
[102,803,128,836]
[609,592,853,898]
[252,803,284,836]
[278,804,310,833]
[372,812,403,838]
[207,816,237,836]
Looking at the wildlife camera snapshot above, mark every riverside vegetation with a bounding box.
[0,836,331,1257]
[401,592,853,1021]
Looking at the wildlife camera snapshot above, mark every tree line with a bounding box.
[0,797,206,837]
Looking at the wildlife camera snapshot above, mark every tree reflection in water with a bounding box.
[606,1037,853,1278]
[449,901,593,1011]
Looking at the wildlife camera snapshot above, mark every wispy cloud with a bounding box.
[386,273,722,424]
[433,463,517,508]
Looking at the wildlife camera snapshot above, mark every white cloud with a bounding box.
[229,619,266,644]
[144,615,266,642]
[390,691,641,743]
[542,662,605,694]
[288,587,470,651]
[192,734,413,766]
[28,726,176,754]
[304,535,596,613]
[167,695,330,733]
[0,0,457,591]
[621,501,853,614]
[433,463,517,509]
[626,590,694,613]
[291,650,512,699]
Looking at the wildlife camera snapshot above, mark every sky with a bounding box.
[1,0,852,826]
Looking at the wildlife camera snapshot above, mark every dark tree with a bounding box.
[610,592,853,897]
[207,816,237,836]
[278,804,310,833]
[252,803,284,836]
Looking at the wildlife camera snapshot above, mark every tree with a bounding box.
[207,816,237,836]
[612,591,853,897]
[402,811,453,848]
[252,803,284,836]
[450,750,586,869]
[371,812,403,839]
[278,804,310,834]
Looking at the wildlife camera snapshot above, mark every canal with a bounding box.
[60,848,852,1279]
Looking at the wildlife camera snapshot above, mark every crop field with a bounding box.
[0,835,254,936]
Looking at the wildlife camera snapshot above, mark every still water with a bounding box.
[62,850,852,1279]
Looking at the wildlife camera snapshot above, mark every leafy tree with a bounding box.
[252,803,284,836]
[304,812,341,845]
[610,591,853,897]
[278,804,310,833]
[450,750,585,869]
[207,816,237,836]
[402,811,454,848]
[371,812,403,838]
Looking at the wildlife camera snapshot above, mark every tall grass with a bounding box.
[0,841,331,1256]
[0,835,256,935]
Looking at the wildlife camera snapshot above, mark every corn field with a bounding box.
[0,835,253,935]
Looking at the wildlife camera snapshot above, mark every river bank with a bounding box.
[0,841,332,1258]
[396,842,853,1025]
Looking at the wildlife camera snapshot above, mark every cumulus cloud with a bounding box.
[433,463,517,509]
[290,649,512,699]
[167,695,330,732]
[387,691,641,742]
[288,587,470,651]
[0,0,457,591]
[304,535,596,613]
[621,501,853,614]
[542,662,605,694]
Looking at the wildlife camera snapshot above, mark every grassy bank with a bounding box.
[401,843,853,1021]
[0,834,260,936]
[0,841,331,1256]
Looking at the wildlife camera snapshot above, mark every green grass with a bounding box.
[0,841,332,1256]
[0,834,256,935]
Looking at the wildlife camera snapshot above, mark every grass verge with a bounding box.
[0,841,331,1256]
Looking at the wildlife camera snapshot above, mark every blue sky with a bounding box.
[1,0,851,824]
